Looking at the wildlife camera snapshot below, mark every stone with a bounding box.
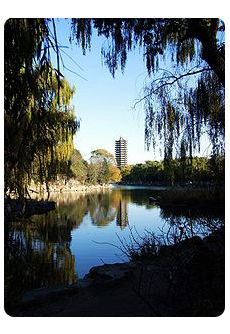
[86,262,134,286]
[21,284,69,305]
[74,278,94,289]
[19,262,136,306]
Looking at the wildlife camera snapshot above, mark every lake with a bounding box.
[5,185,224,295]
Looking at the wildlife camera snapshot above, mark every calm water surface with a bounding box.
[5,185,224,294]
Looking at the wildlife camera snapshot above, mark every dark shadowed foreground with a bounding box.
[13,227,224,317]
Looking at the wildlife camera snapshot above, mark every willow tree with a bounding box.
[29,73,79,189]
[71,18,225,159]
[4,19,79,198]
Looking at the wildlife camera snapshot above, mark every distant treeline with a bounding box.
[120,156,225,186]
[53,149,121,185]
[32,151,224,188]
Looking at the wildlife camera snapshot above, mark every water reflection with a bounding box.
[37,189,133,229]
[159,204,224,242]
[5,218,77,312]
[116,199,128,229]
[5,187,224,311]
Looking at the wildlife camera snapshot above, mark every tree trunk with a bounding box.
[188,19,225,86]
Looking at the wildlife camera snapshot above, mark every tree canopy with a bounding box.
[121,156,224,186]
[91,149,116,164]
[90,149,121,184]
[71,18,225,159]
[67,148,121,185]
[4,19,79,198]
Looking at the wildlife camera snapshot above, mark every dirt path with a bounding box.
[16,275,156,317]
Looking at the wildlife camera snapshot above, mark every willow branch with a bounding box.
[52,18,61,105]
[133,67,212,109]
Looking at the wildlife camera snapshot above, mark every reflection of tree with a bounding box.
[159,206,224,241]
[31,192,90,232]
[5,219,77,314]
[5,189,129,312]
[119,188,160,209]
[160,205,224,220]
[88,189,129,229]
[89,192,117,227]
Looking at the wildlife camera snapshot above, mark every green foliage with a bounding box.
[100,159,110,184]
[89,149,121,184]
[208,154,225,183]
[109,164,122,183]
[121,156,224,186]
[70,150,88,183]
[34,147,121,186]
[4,19,79,198]
[87,163,98,185]
[71,18,224,84]
[91,149,116,164]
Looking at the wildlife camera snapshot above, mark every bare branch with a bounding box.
[133,67,212,109]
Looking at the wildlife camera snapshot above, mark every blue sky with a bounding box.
[53,19,163,164]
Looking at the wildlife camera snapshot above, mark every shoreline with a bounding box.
[5,182,113,221]
[15,226,224,317]
[28,179,113,195]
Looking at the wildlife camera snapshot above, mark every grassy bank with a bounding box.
[157,187,225,208]
[122,226,225,316]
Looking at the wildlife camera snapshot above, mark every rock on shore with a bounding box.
[4,199,56,221]
[20,262,137,306]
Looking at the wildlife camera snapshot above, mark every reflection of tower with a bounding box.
[116,199,128,229]
[115,137,128,169]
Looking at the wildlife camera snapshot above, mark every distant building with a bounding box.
[115,137,128,169]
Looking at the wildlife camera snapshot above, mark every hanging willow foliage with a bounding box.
[144,70,225,159]
[70,18,225,158]
[4,19,79,198]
